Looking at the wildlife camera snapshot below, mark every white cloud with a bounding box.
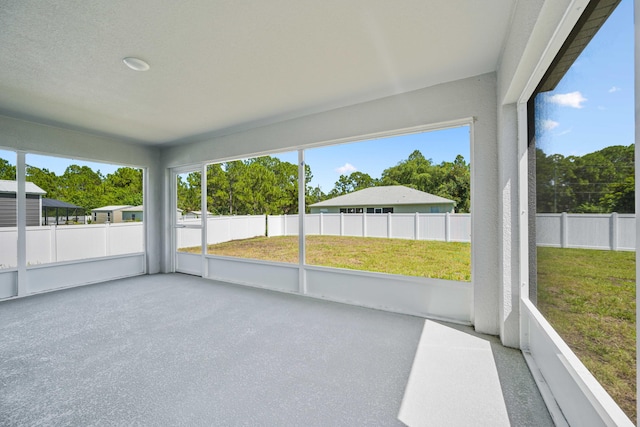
[547,91,587,108]
[542,119,559,131]
[608,86,621,93]
[557,128,572,137]
[336,163,357,174]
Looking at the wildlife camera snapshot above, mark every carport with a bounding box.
[41,198,83,225]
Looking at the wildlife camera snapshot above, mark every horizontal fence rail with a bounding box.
[176,215,266,250]
[536,213,635,251]
[0,222,144,269]
[268,213,472,242]
[1,213,634,269]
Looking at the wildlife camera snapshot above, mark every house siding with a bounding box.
[122,211,143,221]
[0,193,41,227]
[93,211,124,224]
[310,203,454,214]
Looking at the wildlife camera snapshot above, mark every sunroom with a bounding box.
[0,0,636,425]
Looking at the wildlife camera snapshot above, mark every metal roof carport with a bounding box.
[42,198,83,225]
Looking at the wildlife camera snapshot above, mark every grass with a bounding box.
[181,235,471,281]
[537,246,636,423]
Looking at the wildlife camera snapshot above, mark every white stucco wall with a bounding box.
[161,73,500,335]
[495,0,586,347]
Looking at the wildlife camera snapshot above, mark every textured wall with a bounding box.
[162,73,500,334]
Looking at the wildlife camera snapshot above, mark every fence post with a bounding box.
[414,212,419,240]
[561,212,568,248]
[340,212,344,236]
[105,222,110,256]
[51,225,57,263]
[266,216,270,237]
[362,211,367,237]
[264,215,268,237]
[320,212,324,236]
[387,212,392,238]
[445,212,451,242]
[283,214,287,236]
[611,212,618,251]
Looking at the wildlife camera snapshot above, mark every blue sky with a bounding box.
[0,0,632,191]
[536,0,633,156]
[285,126,470,192]
[0,151,123,177]
[0,126,469,192]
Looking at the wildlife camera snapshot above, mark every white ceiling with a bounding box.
[0,0,515,146]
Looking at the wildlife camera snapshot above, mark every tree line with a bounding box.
[178,150,471,214]
[536,144,634,213]
[0,159,143,213]
[3,143,630,217]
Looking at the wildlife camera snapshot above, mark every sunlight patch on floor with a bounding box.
[398,320,510,426]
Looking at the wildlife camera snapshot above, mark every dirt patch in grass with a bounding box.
[537,246,636,423]
[183,235,471,281]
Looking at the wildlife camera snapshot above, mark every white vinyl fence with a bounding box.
[267,212,637,250]
[1,213,634,269]
[0,222,144,268]
[536,213,635,251]
[176,215,266,249]
[267,213,472,242]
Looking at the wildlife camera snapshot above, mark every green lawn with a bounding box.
[181,235,471,281]
[537,246,636,423]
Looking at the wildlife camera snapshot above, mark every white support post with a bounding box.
[298,150,306,294]
[319,212,324,235]
[414,212,419,240]
[517,100,531,351]
[16,151,26,296]
[561,212,568,248]
[610,212,618,251]
[635,4,640,419]
[387,212,392,238]
[201,163,208,278]
[340,212,344,236]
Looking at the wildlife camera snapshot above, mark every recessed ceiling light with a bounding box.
[122,57,150,71]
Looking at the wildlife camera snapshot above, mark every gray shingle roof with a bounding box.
[0,179,46,195]
[121,205,144,212]
[310,185,456,207]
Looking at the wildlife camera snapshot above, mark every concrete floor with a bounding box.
[0,274,552,426]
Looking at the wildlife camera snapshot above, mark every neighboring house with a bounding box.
[91,205,132,223]
[185,210,212,219]
[0,179,46,227]
[309,185,456,214]
[121,205,144,222]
